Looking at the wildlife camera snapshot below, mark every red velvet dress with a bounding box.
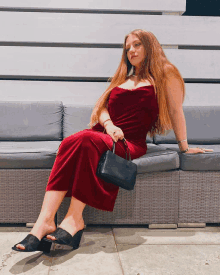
[45,85,159,212]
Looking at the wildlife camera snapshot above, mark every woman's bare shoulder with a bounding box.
[164,64,178,78]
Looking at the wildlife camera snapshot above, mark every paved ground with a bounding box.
[0,224,220,275]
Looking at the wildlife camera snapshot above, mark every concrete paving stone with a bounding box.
[0,231,29,268]
[1,226,220,275]
[113,227,220,245]
[0,232,52,275]
[117,244,220,275]
[0,226,31,233]
[49,227,123,275]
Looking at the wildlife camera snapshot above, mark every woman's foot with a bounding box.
[46,216,85,241]
[16,217,56,250]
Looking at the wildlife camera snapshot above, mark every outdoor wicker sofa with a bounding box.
[0,101,219,229]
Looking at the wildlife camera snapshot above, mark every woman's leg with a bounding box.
[16,190,67,250]
[46,196,86,240]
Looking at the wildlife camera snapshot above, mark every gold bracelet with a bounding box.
[103,118,111,127]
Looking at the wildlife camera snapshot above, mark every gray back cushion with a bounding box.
[0,101,63,141]
[63,104,153,142]
[63,105,94,138]
[154,106,220,144]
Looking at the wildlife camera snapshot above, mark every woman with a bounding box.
[12,29,211,253]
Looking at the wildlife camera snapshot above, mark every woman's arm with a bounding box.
[98,107,114,128]
[165,75,209,154]
[98,107,124,142]
[165,76,188,152]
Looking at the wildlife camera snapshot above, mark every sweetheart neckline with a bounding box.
[115,85,153,91]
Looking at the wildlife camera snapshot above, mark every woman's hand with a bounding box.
[184,147,214,154]
[105,123,124,142]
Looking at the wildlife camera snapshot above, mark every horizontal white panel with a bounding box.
[0,0,186,12]
[0,81,106,105]
[0,13,219,46]
[0,81,219,106]
[0,47,220,79]
[166,49,220,79]
[183,84,220,106]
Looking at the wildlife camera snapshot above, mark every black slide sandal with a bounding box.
[43,227,84,250]
[12,234,52,253]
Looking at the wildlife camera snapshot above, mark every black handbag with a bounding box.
[96,138,137,190]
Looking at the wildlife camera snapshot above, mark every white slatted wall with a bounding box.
[0,0,219,106]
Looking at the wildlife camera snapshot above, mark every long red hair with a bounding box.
[89,29,185,138]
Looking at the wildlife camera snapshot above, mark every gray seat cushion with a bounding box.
[154,106,220,144]
[63,104,153,142]
[0,141,61,168]
[132,144,180,173]
[159,144,220,171]
[0,101,63,141]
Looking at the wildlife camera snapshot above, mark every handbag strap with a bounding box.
[122,138,131,161]
[103,128,131,160]
[112,138,131,161]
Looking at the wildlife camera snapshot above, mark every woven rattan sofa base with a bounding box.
[0,169,51,224]
[179,170,220,224]
[57,170,179,225]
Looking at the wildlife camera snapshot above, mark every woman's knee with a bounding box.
[79,130,96,148]
[62,130,87,143]
[57,131,84,152]
[57,130,104,155]
[60,130,94,147]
